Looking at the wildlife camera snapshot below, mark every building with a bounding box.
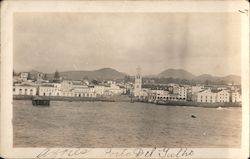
[72,85,96,97]
[39,84,59,96]
[231,91,241,103]
[197,89,217,103]
[216,89,230,103]
[94,85,106,96]
[13,84,37,96]
[19,72,29,81]
[197,89,230,103]
[133,67,142,97]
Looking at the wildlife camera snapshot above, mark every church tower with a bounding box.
[134,67,142,96]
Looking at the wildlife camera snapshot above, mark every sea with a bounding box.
[13,100,241,148]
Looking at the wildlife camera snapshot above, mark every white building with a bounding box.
[109,83,124,95]
[197,89,230,103]
[61,80,73,91]
[216,89,230,103]
[39,84,60,96]
[72,85,96,97]
[231,91,241,103]
[13,84,37,96]
[171,85,188,101]
[94,85,106,96]
[197,89,217,103]
[19,72,29,81]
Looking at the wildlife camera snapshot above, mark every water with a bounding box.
[13,100,241,147]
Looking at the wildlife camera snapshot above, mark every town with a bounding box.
[13,68,242,105]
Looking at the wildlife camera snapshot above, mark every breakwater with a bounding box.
[13,95,116,102]
[13,95,241,108]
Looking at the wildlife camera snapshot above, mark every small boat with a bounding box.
[32,96,50,106]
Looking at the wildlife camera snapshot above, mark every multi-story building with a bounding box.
[197,89,230,103]
[94,85,106,96]
[216,89,230,103]
[170,85,188,101]
[197,89,217,103]
[230,91,241,103]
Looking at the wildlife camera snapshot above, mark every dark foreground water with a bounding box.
[13,100,241,147]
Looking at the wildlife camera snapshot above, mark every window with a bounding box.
[13,88,15,92]
[30,89,33,95]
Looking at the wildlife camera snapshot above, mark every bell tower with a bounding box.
[134,67,142,96]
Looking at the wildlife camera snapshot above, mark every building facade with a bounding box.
[13,84,37,96]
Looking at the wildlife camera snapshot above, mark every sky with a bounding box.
[14,12,241,76]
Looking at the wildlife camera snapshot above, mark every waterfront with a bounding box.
[13,100,241,147]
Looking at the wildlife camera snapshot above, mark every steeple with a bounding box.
[134,67,142,96]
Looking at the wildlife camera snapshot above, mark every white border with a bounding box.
[1,1,249,158]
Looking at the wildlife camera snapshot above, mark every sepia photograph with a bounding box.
[1,1,249,159]
[13,12,242,147]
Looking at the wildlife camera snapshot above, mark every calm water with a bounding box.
[13,100,241,147]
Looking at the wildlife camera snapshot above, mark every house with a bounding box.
[19,72,29,81]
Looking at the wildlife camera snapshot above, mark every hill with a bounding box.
[156,69,240,85]
[157,69,196,80]
[49,68,127,81]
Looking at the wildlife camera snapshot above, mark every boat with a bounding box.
[32,96,50,106]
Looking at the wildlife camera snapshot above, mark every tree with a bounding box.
[54,70,60,79]
[27,72,32,80]
[53,70,61,83]
[92,80,99,85]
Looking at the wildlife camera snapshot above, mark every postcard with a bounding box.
[1,0,249,158]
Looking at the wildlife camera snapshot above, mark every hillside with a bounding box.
[49,68,127,81]
[157,69,196,80]
[26,68,241,84]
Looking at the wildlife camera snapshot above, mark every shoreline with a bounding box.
[13,95,241,108]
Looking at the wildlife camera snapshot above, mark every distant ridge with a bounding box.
[156,69,241,85]
[49,68,126,80]
[27,68,241,84]
[157,69,195,80]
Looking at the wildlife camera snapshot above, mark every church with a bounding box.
[133,67,148,99]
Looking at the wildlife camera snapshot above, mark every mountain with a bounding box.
[157,69,196,80]
[50,68,127,81]
[155,69,240,84]
[26,68,241,84]
[196,74,241,84]
[196,74,217,81]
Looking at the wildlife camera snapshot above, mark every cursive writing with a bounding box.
[37,148,92,158]
[105,148,194,158]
